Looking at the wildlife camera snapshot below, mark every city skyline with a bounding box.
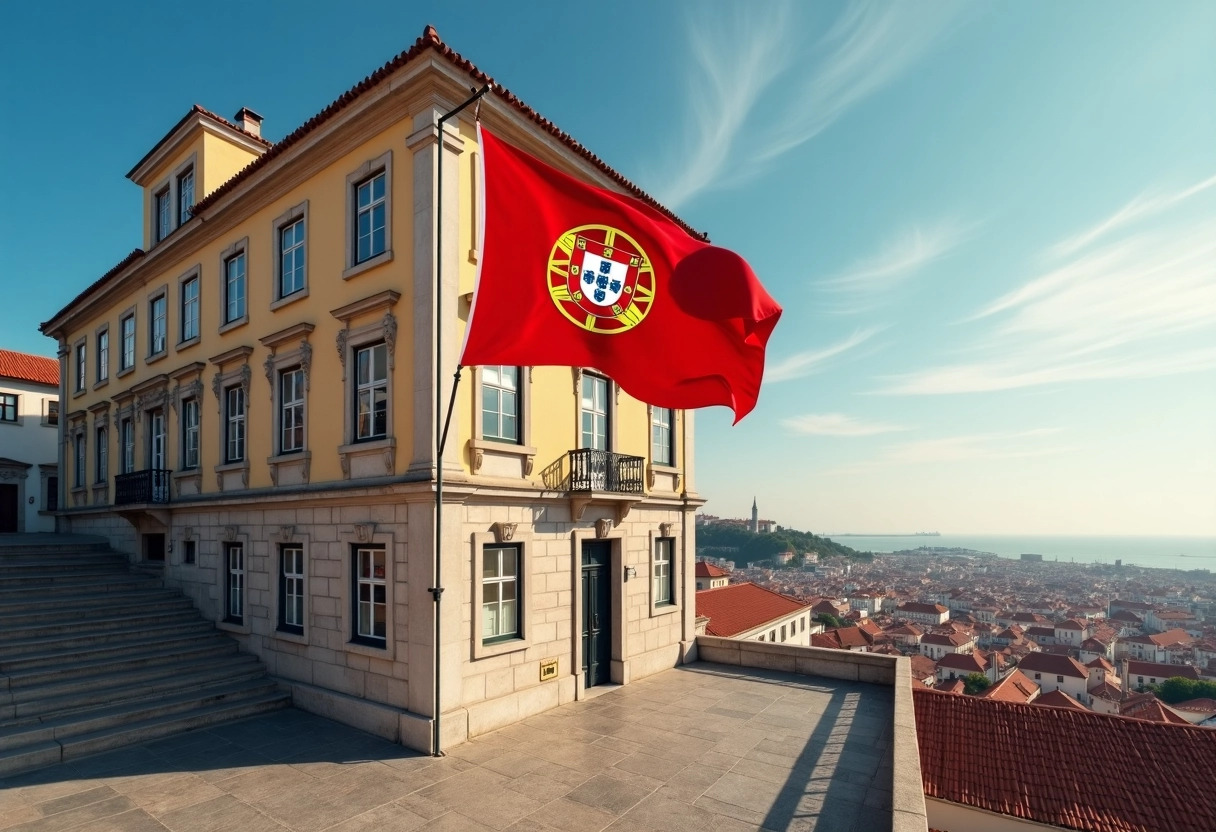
[2,1,1213,535]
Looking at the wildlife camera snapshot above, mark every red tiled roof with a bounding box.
[909,655,937,682]
[1111,610,1144,622]
[1035,689,1090,711]
[126,103,272,180]
[695,582,806,638]
[1057,619,1086,630]
[1088,680,1122,701]
[695,561,729,579]
[1126,660,1201,681]
[934,678,966,694]
[936,653,985,674]
[899,602,948,615]
[977,668,1039,703]
[1086,656,1115,672]
[915,687,1216,832]
[1121,694,1190,725]
[1018,652,1088,679]
[1125,629,1191,647]
[0,348,58,386]
[1172,698,1216,713]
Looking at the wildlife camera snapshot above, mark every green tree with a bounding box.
[814,613,842,629]
[963,673,991,695]
[1145,677,1216,703]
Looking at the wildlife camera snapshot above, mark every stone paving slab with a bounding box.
[0,662,894,832]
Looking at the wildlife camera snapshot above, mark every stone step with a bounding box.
[0,587,181,616]
[0,553,129,570]
[0,539,111,556]
[0,566,143,587]
[4,633,238,685]
[4,655,266,721]
[0,575,159,600]
[0,678,285,753]
[0,691,291,777]
[0,594,191,626]
[0,608,207,643]
[0,620,216,662]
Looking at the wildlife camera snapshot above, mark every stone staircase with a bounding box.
[0,535,290,776]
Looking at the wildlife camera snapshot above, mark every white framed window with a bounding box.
[0,394,16,423]
[581,373,609,450]
[225,542,244,624]
[177,166,194,225]
[95,426,107,484]
[352,546,386,645]
[148,409,166,470]
[280,218,305,298]
[651,407,673,466]
[96,328,109,383]
[44,400,59,426]
[279,544,305,635]
[654,537,674,607]
[120,314,136,371]
[149,294,167,356]
[482,544,520,643]
[120,417,134,473]
[74,342,86,392]
[225,386,245,463]
[482,366,519,443]
[154,187,171,242]
[181,398,199,469]
[73,432,85,488]
[181,275,199,343]
[279,367,305,454]
[224,251,246,325]
[355,172,386,264]
[354,343,387,441]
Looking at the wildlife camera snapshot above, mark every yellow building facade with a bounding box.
[41,28,703,752]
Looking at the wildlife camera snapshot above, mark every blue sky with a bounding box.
[2,1,1213,535]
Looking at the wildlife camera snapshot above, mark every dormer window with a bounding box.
[177,166,194,225]
[154,187,171,242]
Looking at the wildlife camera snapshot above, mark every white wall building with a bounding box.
[0,349,60,532]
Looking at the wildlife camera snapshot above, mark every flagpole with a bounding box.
[431,83,492,757]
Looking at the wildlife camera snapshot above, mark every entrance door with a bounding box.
[581,540,612,689]
[0,484,17,532]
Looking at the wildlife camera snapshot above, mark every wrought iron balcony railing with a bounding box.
[114,469,172,506]
[568,449,644,494]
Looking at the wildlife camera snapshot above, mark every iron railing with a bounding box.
[114,469,171,505]
[569,449,645,494]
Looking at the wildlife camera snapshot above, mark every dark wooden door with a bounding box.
[581,541,612,688]
[0,484,17,532]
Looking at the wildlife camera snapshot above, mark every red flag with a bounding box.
[461,126,782,422]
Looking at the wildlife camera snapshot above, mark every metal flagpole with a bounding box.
[430,83,492,757]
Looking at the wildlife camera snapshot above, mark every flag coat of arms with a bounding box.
[461,126,782,422]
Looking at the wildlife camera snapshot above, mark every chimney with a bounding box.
[233,107,264,138]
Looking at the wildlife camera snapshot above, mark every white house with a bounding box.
[1122,629,1192,663]
[920,632,974,661]
[0,348,60,532]
[1017,653,1090,704]
[898,602,950,627]
[694,560,730,591]
[1053,619,1089,646]
[695,582,820,645]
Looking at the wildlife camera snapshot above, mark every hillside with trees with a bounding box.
[696,523,873,565]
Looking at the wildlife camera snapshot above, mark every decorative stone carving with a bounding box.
[336,329,348,379]
[182,526,194,540]
[471,447,483,473]
[170,383,180,414]
[216,472,224,491]
[302,457,311,484]
[660,522,675,538]
[571,367,582,396]
[491,521,517,543]
[212,372,223,410]
[268,462,278,486]
[595,517,613,539]
[383,446,395,474]
[239,363,252,402]
[277,525,295,543]
[383,312,398,370]
[647,464,656,489]
[354,523,375,543]
[300,341,313,391]
[133,396,142,422]
[263,352,276,399]
[340,454,350,479]
[223,525,238,541]
[523,455,535,476]
[240,467,248,488]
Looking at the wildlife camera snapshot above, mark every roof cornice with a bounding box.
[127,106,271,184]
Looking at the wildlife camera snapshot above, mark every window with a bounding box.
[75,342,86,392]
[781,625,787,641]
[154,187,171,242]
[279,218,306,298]
[580,374,609,450]
[181,398,199,469]
[279,368,305,454]
[148,410,166,470]
[181,275,199,342]
[354,172,386,264]
[354,343,387,441]
[279,545,305,635]
[149,295,167,355]
[770,630,776,641]
[482,545,519,643]
[0,394,16,422]
[651,407,673,466]
[120,418,134,473]
[182,539,196,565]
[352,546,386,644]
[801,617,806,632]
[1034,673,1042,680]
[46,476,57,511]
[177,167,194,225]
[1056,675,1064,683]
[97,330,109,382]
[120,315,135,370]
[45,400,59,426]
[73,434,85,488]
[95,427,107,483]
[481,366,519,442]
[654,537,674,607]
[225,386,245,463]
[225,542,244,624]
[224,252,246,324]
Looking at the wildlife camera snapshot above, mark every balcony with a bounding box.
[114,469,171,506]
[568,449,644,494]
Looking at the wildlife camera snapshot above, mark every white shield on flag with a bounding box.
[578,251,630,309]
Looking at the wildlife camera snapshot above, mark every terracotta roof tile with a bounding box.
[694,582,806,638]
[695,561,729,578]
[1035,689,1090,711]
[915,688,1216,832]
[0,348,58,386]
[1017,652,1088,679]
[1126,660,1201,681]
[977,668,1039,703]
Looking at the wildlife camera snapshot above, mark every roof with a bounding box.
[1172,698,1216,713]
[694,561,729,579]
[43,25,704,335]
[1057,619,1086,630]
[1121,694,1190,725]
[934,678,966,694]
[1126,660,1201,681]
[0,348,58,387]
[694,582,807,638]
[915,687,1216,832]
[1086,656,1115,672]
[1018,652,1088,679]
[909,655,937,682]
[977,669,1039,703]
[126,103,272,180]
[922,632,971,647]
[899,602,948,615]
[936,653,985,674]
[1035,689,1090,711]
[1125,629,1192,647]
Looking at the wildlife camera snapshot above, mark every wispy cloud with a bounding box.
[782,413,906,437]
[827,428,1069,473]
[653,1,967,208]
[767,327,879,383]
[878,174,1216,395]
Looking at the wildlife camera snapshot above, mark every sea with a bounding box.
[824,534,1216,572]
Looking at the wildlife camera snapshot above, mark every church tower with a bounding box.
[750,497,759,533]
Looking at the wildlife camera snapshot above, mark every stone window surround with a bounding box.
[128,375,171,474]
[146,152,197,247]
[570,525,626,693]
[272,530,310,646]
[340,527,396,660]
[573,369,619,452]
[271,200,310,309]
[170,362,206,494]
[216,527,252,635]
[176,265,202,350]
[649,525,681,618]
[117,306,137,377]
[343,150,393,280]
[72,337,87,397]
[94,322,110,390]
[469,366,536,478]
[88,401,110,496]
[646,404,681,491]
[70,422,87,493]
[111,390,138,474]
[331,290,399,479]
[219,237,250,333]
[146,283,170,363]
[176,525,199,567]
[209,346,253,490]
[470,525,536,661]
[260,322,315,485]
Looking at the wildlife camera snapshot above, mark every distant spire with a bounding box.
[752,496,757,510]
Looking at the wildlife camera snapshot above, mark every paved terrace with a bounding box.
[0,655,919,832]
